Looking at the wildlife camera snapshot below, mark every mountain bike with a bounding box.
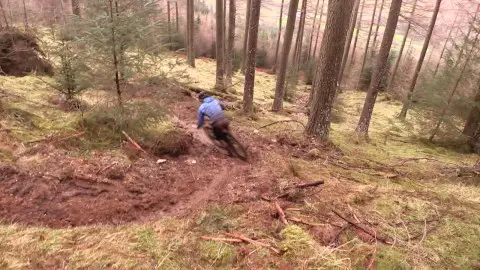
[203,123,248,161]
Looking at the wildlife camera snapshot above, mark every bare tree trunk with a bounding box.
[312,0,325,59]
[175,1,179,32]
[241,0,252,74]
[349,0,366,66]
[293,0,307,72]
[167,1,172,49]
[187,0,195,67]
[387,0,417,91]
[0,0,9,27]
[468,125,480,153]
[306,0,355,140]
[22,0,28,29]
[272,0,285,73]
[215,0,225,90]
[337,0,361,90]
[223,0,227,70]
[271,0,300,111]
[399,0,442,119]
[243,0,261,113]
[226,0,236,86]
[109,0,122,106]
[359,0,379,79]
[433,12,458,76]
[371,0,385,54]
[356,0,403,138]
[429,26,479,141]
[72,0,81,17]
[307,0,321,64]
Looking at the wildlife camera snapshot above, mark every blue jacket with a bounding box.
[197,96,225,128]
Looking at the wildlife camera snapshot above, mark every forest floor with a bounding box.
[0,57,479,269]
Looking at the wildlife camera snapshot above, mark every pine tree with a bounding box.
[226,0,236,86]
[349,0,366,66]
[359,0,379,79]
[215,0,225,90]
[271,0,285,73]
[241,0,252,74]
[271,0,300,111]
[187,0,195,67]
[433,12,458,76]
[399,0,442,119]
[306,0,355,140]
[307,0,321,64]
[371,0,385,53]
[72,0,81,17]
[243,0,261,113]
[356,0,403,138]
[311,0,325,59]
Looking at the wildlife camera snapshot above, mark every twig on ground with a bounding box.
[224,232,280,254]
[284,180,325,190]
[121,130,148,154]
[275,201,289,225]
[287,217,322,226]
[201,236,243,243]
[257,120,306,130]
[332,210,393,245]
[96,162,118,175]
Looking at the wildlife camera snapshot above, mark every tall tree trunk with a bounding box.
[293,0,307,72]
[356,0,403,137]
[109,0,122,106]
[215,0,225,90]
[241,0,252,74]
[271,0,285,73]
[167,1,172,49]
[22,0,28,29]
[468,125,480,153]
[0,0,9,27]
[223,0,227,71]
[175,1,179,32]
[433,12,458,76]
[399,0,442,119]
[72,0,81,17]
[306,0,355,140]
[358,0,379,79]
[271,0,300,111]
[311,0,325,59]
[307,0,321,64]
[187,0,195,67]
[463,86,480,137]
[371,0,385,54]
[243,0,261,113]
[226,0,236,86]
[337,0,361,90]
[349,0,366,66]
[429,25,479,141]
[387,0,417,91]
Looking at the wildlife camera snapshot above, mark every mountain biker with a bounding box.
[197,92,230,142]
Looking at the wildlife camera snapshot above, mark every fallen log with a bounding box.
[275,201,288,225]
[224,232,280,254]
[285,180,325,190]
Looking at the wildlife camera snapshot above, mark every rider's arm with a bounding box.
[197,107,205,128]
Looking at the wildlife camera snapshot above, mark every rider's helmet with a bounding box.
[198,91,207,101]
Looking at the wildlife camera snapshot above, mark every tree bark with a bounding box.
[226,0,236,86]
[337,0,361,90]
[22,0,28,29]
[433,12,458,76]
[399,0,442,119]
[215,0,226,90]
[241,0,252,74]
[271,0,300,111]
[72,0,81,17]
[359,0,379,79]
[349,0,366,66]
[272,0,285,73]
[243,0,261,113]
[187,0,195,67]
[223,0,227,71]
[429,25,479,141]
[109,0,122,106]
[175,1,179,32]
[293,0,307,72]
[307,0,321,64]
[387,0,417,91]
[356,0,403,137]
[371,0,385,54]
[305,0,355,140]
[312,0,325,59]
[167,1,172,49]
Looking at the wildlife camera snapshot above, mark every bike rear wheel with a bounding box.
[225,134,248,161]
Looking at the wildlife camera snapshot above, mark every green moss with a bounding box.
[376,248,411,270]
[280,225,314,259]
[199,241,237,267]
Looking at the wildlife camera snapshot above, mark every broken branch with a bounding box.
[274,201,288,225]
[285,180,325,190]
[121,130,148,154]
[224,232,280,254]
[287,217,322,226]
[257,120,306,130]
[201,236,243,243]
